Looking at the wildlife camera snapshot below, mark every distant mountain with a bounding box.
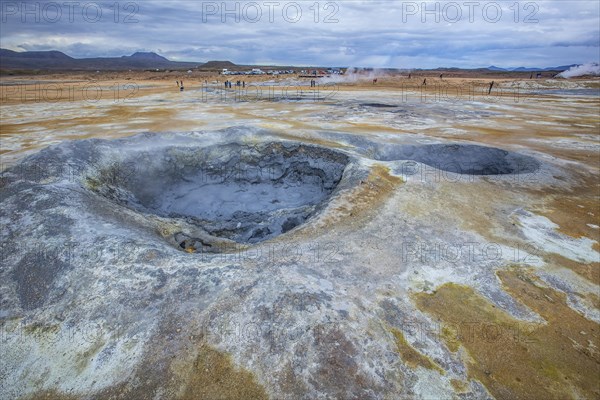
[485,64,579,72]
[127,52,170,62]
[0,49,200,70]
[546,64,579,71]
[512,67,542,72]
[202,60,237,68]
[1,49,74,60]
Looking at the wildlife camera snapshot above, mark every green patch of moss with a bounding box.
[414,269,600,399]
[179,345,269,400]
[23,323,60,335]
[19,389,79,400]
[390,328,444,374]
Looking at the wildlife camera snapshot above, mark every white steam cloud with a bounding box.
[319,67,403,84]
[558,63,600,78]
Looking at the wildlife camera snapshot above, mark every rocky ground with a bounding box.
[0,73,599,399]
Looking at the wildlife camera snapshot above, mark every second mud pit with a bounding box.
[89,141,350,252]
[374,143,541,175]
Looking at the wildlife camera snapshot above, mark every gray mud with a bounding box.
[373,143,540,175]
[89,142,349,248]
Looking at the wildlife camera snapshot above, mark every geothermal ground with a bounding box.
[0,74,599,399]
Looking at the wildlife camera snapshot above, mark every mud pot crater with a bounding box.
[375,143,540,175]
[88,142,350,252]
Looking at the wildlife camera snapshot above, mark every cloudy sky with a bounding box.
[1,0,599,68]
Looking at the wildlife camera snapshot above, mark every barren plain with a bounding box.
[1,72,599,399]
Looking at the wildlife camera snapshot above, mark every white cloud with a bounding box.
[0,0,598,68]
